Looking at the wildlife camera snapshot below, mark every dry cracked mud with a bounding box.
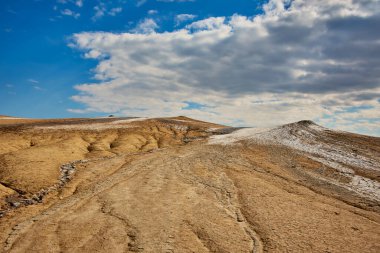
[0,116,379,252]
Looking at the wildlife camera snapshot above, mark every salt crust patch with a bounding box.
[209,127,270,144]
[209,124,380,201]
[351,175,380,201]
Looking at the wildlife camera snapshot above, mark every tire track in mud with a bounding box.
[173,150,264,253]
[98,197,142,252]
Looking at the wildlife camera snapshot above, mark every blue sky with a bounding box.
[1,0,380,136]
[0,0,266,118]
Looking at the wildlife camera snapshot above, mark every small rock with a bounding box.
[10,202,21,208]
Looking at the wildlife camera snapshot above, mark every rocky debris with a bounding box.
[1,160,87,217]
[59,162,76,186]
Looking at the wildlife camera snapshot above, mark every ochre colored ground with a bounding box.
[0,116,379,252]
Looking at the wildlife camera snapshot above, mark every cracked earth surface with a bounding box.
[0,116,379,252]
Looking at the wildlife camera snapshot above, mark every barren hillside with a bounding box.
[0,116,379,252]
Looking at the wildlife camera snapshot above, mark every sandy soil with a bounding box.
[0,117,379,252]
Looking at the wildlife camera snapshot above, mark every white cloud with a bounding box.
[93,4,106,20]
[148,10,158,15]
[70,0,380,135]
[54,0,83,7]
[84,49,103,59]
[186,17,225,30]
[57,0,83,7]
[92,3,123,20]
[175,14,196,26]
[61,8,80,19]
[131,18,159,33]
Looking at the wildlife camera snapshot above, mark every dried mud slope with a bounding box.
[0,118,379,253]
[211,120,380,206]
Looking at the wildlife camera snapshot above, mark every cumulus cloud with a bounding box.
[175,14,197,26]
[132,18,159,33]
[70,0,380,135]
[186,17,225,30]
